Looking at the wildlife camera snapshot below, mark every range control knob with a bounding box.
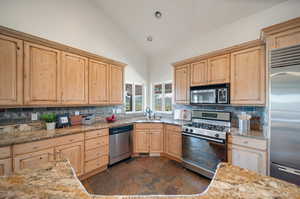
[190,129,194,133]
[215,134,220,138]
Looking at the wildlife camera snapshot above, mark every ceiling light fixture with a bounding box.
[154,11,162,19]
[146,36,153,42]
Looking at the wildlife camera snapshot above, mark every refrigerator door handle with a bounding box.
[278,166,300,176]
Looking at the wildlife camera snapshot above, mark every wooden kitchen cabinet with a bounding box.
[24,42,61,105]
[149,130,164,153]
[134,130,150,153]
[0,146,12,176]
[164,125,182,161]
[61,52,88,105]
[109,64,123,104]
[55,141,84,176]
[14,148,54,172]
[228,135,267,175]
[134,123,163,154]
[89,59,109,105]
[207,54,230,84]
[230,45,265,105]
[0,34,23,106]
[174,64,190,104]
[190,60,207,86]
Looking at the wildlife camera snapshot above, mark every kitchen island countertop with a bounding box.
[0,160,299,199]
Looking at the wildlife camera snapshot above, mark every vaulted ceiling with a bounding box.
[93,0,286,57]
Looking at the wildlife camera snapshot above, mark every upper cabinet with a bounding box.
[230,45,265,105]
[0,35,23,106]
[109,64,124,104]
[207,54,230,84]
[262,17,300,50]
[89,59,109,105]
[24,42,61,105]
[174,64,189,104]
[61,52,88,105]
[191,60,207,86]
[190,55,230,86]
[0,27,126,107]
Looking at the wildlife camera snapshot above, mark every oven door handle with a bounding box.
[182,132,225,144]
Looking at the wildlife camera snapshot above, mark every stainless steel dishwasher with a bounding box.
[109,125,133,165]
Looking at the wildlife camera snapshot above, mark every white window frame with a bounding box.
[151,81,173,114]
[124,82,145,113]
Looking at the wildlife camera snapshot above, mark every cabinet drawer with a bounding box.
[230,136,267,151]
[13,139,54,155]
[165,124,181,132]
[85,145,108,161]
[135,123,163,130]
[0,146,11,159]
[85,129,108,140]
[85,136,108,151]
[54,133,84,146]
[85,155,108,173]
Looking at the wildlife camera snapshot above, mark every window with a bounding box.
[153,82,173,112]
[125,83,144,113]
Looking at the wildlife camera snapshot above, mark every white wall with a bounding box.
[149,0,300,84]
[0,0,149,103]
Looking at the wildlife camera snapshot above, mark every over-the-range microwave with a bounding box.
[190,84,230,105]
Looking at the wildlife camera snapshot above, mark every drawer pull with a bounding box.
[243,141,249,144]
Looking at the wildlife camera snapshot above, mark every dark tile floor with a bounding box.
[82,157,210,195]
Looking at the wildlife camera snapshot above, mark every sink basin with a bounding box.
[135,119,162,123]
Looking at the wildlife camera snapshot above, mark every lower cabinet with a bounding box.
[84,129,109,176]
[134,123,163,153]
[14,148,54,172]
[228,135,267,175]
[0,146,12,176]
[55,142,84,176]
[164,125,182,160]
[0,159,12,176]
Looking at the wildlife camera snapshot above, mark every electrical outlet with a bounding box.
[31,113,38,121]
[75,111,80,116]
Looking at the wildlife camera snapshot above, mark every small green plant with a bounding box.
[40,113,56,123]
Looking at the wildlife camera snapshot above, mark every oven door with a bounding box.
[182,133,227,178]
[190,89,216,104]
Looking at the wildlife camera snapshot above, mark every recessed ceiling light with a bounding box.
[154,11,162,19]
[147,36,153,42]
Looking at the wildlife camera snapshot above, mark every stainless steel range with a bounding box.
[182,110,231,179]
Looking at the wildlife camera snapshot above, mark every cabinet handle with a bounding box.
[243,141,249,144]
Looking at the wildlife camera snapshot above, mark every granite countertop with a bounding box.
[0,117,186,147]
[229,128,267,140]
[0,160,299,199]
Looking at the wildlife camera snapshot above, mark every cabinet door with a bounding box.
[0,35,23,106]
[208,54,230,84]
[134,130,149,153]
[24,42,61,105]
[109,64,123,104]
[150,130,163,153]
[231,145,267,175]
[55,141,84,176]
[174,64,189,104]
[267,27,300,50]
[89,60,109,104]
[0,158,12,176]
[230,46,265,105]
[190,60,207,86]
[61,52,88,104]
[14,148,54,172]
[166,130,182,159]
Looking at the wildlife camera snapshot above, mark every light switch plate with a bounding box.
[75,111,80,116]
[31,113,38,121]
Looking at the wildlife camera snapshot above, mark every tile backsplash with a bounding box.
[173,104,267,131]
[0,105,133,125]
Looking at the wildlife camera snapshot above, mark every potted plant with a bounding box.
[40,113,56,130]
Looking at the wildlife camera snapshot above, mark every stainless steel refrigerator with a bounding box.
[270,44,300,185]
